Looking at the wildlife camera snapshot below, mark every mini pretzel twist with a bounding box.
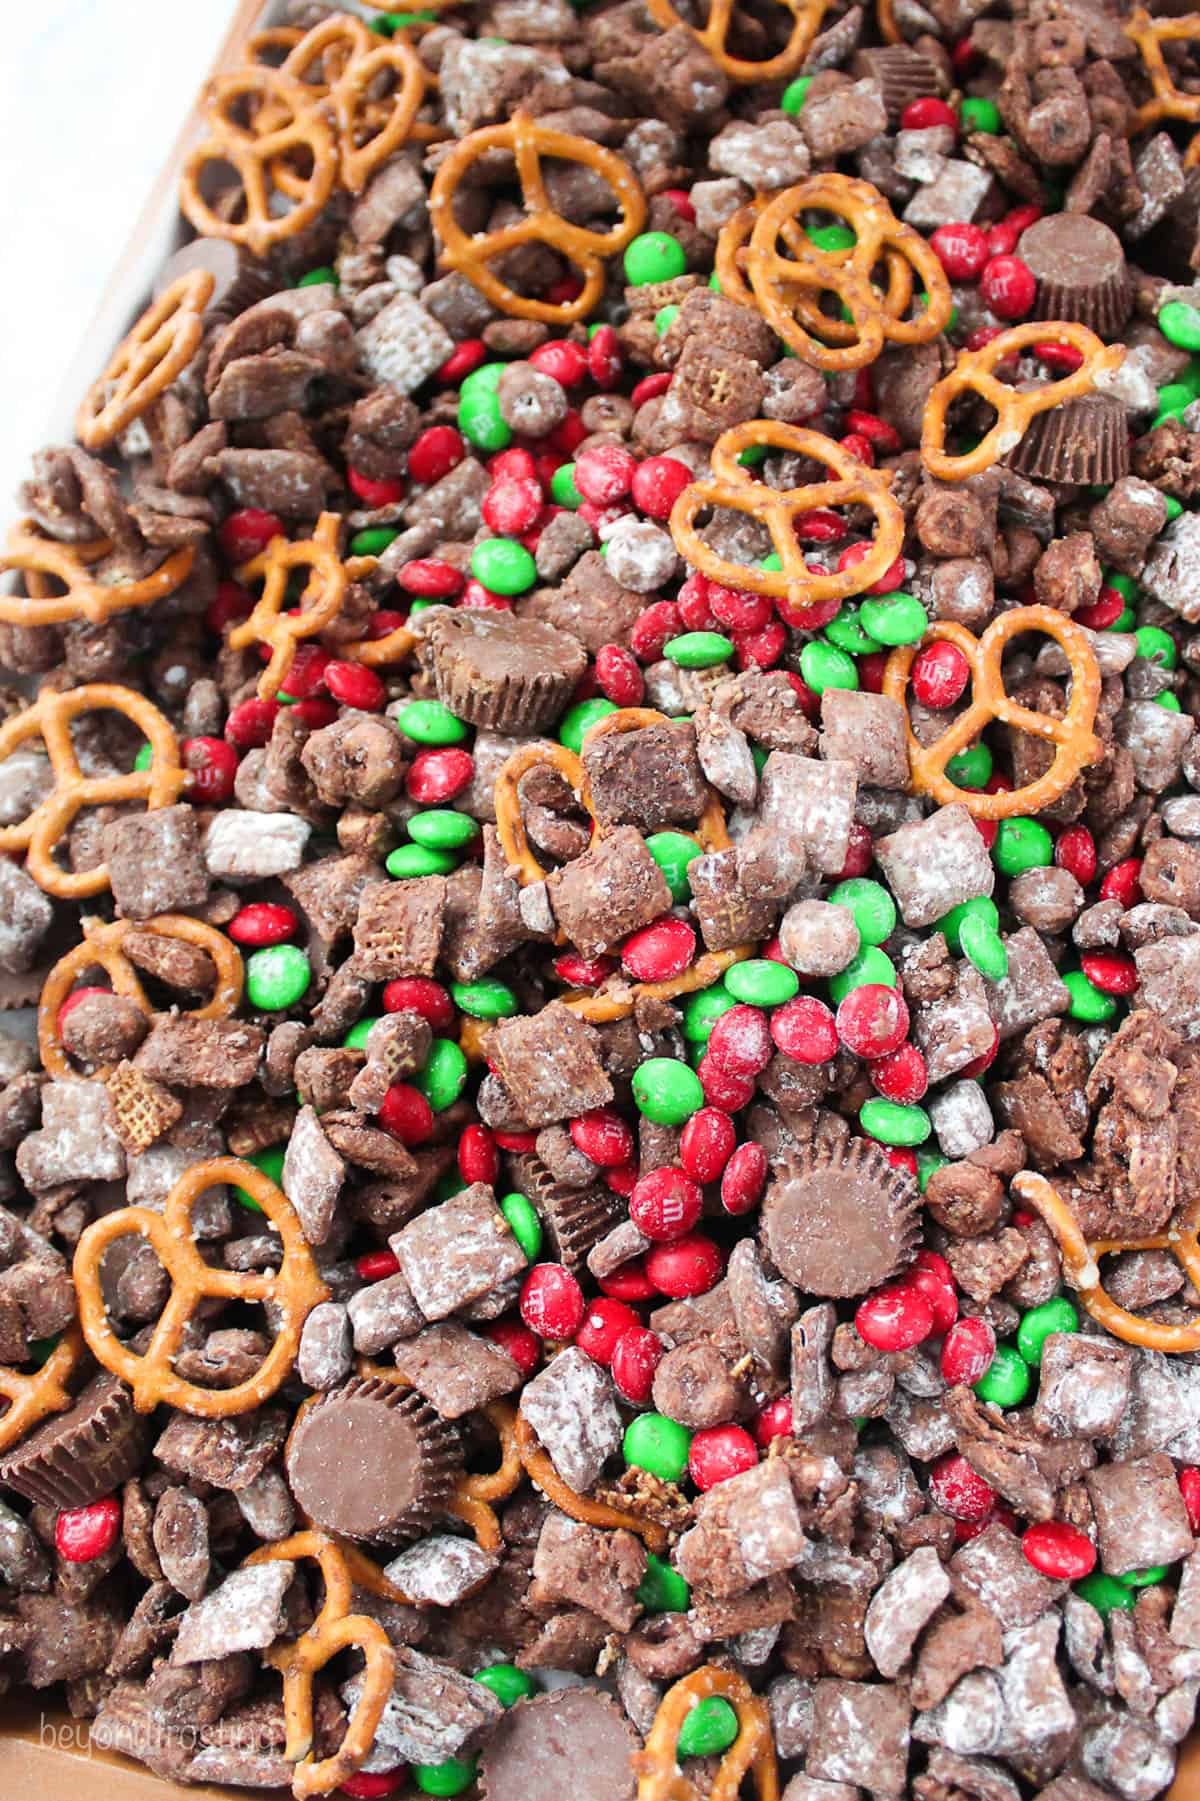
[921,321,1126,482]
[881,605,1104,819]
[76,271,215,450]
[337,554,419,669]
[1125,8,1200,138]
[636,1667,780,1801]
[73,1157,329,1416]
[645,0,828,81]
[669,421,905,608]
[0,1326,85,1455]
[248,1530,408,1798]
[494,707,754,1018]
[39,915,244,1080]
[0,522,196,629]
[324,30,429,192]
[515,1410,669,1552]
[230,512,349,700]
[429,114,647,325]
[1013,1170,1200,1355]
[877,0,902,42]
[744,175,952,370]
[0,683,186,899]
[180,69,338,257]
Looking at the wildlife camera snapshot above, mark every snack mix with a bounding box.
[7,0,1200,1795]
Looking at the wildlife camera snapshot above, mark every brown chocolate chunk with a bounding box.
[582,719,707,832]
[520,1345,623,1491]
[689,847,779,952]
[806,1680,911,1795]
[875,804,996,929]
[531,1510,646,1630]
[487,1003,613,1128]
[762,1138,919,1300]
[102,805,210,920]
[1085,1454,1195,1577]
[393,1321,522,1419]
[390,1182,528,1319]
[545,825,673,957]
[353,875,446,980]
[0,1372,150,1508]
[285,1378,461,1540]
[134,1018,264,1088]
[419,608,586,734]
[676,1458,807,1598]
[480,1688,638,1801]
[820,688,911,790]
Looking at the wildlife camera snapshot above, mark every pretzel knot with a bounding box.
[515,1411,669,1553]
[230,512,349,700]
[76,271,214,450]
[180,68,338,257]
[669,421,905,611]
[921,320,1126,482]
[0,683,186,900]
[494,706,752,1020]
[881,605,1104,820]
[636,1666,779,1800]
[0,522,196,630]
[429,114,647,325]
[741,175,952,370]
[645,0,828,81]
[338,553,418,669]
[1125,8,1200,138]
[248,1530,411,1798]
[0,1326,85,1455]
[1013,1170,1200,1355]
[39,915,244,1080]
[73,1157,329,1417]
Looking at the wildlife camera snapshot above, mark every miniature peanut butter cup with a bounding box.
[479,1688,639,1801]
[512,1153,625,1269]
[284,1377,462,1541]
[0,1370,151,1508]
[851,47,947,124]
[153,238,275,320]
[1018,214,1132,337]
[761,1137,919,1299]
[1006,391,1129,484]
[417,610,588,736]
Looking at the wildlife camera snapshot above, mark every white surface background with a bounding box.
[0,1,238,512]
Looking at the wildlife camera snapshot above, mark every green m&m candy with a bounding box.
[559,697,618,753]
[828,946,897,1004]
[1074,1572,1136,1616]
[827,877,896,947]
[350,526,399,556]
[395,700,468,745]
[974,1343,1031,1407]
[780,74,813,112]
[418,1039,468,1111]
[825,606,882,656]
[993,817,1053,876]
[637,1553,690,1614]
[413,1756,477,1796]
[859,1098,931,1146]
[624,232,687,284]
[1063,968,1118,1023]
[916,1149,947,1192]
[474,1665,536,1707]
[1159,299,1200,352]
[234,1144,286,1213]
[959,911,1008,982]
[725,959,800,1006]
[632,1057,704,1124]
[677,1698,739,1759]
[1154,691,1183,710]
[664,631,734,668]
[387,844,459,879]
[960,96,1001,132]
[807,222,857,253]
[647,831,703,901]
[938,895,999,955]
[471,537,537,595]
[623,1412,691,1482]
[408,810,479,850]
[452,979,518,1019]
[1119,1564,1171,1588]
[499,1191,542,1259]
[134,743,154,771]
[458,362,511,452]
[550,462,582,508]
[945,741,992,788]
[859,591,927,645]
[246,944,310,1011]
[800,640,858,694]
[297,266,338,288]
[343,1016,381,1050]
[655,305,680,335]
[1136,626,1177,670]
[1016,1296,1078,1366]
[682,983,737,1043]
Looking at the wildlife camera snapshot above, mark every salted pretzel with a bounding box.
[73,1157,329,1417]
[1125,8,1200,142]
[882,605,1104,819]
[76,270,214,449]
[39,914,244,1080]
[877,0,902,42]
[921,320,1126,482]
[645,0,827,81]
[231,512,349,700]
[247,1530,407,1798]
[636,1667,780,1801]
[354,1360,520,1552]
[515,1409,669,1552]
[494,707,753,1018]
[744,175,952,370]
[180,68,338,257]
[669,421,905,610]
[1013,1171,1200,1355]
[429,114,646,325]
[0,1326,84,1456]
[0,523,195,630]
[338,552,419,668]
[0,683,186,899]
